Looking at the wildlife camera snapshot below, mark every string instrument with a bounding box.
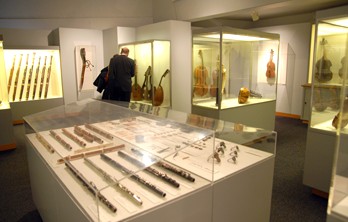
[339,56,347,79]
[266,49,276,78]
[193,50,208,97]
[210,55,227,97]
[315,38,332,82]
[131,60,142,101]
[141,66,152,101]
[79,48,86,92]
[153,69,170,106]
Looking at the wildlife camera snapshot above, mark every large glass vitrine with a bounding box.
[119,40,171,108]
[192,27,279,130]
[303,7,348,194]
[24,98,276,222]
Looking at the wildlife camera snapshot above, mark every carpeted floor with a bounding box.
[0,116,327,222]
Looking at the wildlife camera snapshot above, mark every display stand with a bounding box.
[25,99,276,222]
[191,27,279,131]
[0,35,16,151]
[303,5,348,194]
[4,47,64,123]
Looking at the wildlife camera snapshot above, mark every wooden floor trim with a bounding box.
[275,112,301,119]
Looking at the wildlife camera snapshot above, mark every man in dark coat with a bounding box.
[105,47,135,101]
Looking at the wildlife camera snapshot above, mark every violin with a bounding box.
[210,55,226,97]
[266,49,276,78]
[153,69,170,106]
[193,50,208,97]
[131,60,142,101]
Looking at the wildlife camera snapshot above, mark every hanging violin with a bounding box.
[193,50,208,97]
[266,49,276,78]
[153,69,170,106]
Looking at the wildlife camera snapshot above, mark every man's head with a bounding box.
[120,47,130,56]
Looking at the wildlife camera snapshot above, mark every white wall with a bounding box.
[254,23,312,116]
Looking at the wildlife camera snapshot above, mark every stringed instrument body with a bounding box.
[153,69,170,106]
[315,38,332,82]
[266,49,276,78]
[131,60,142,101]
[193,50,208,97]
[210,55,226,97]
[141,66,152,101]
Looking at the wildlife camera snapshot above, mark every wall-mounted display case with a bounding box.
[119,40,171,107]
[0,35,16,151]
[191,27,279,130]
[3,47,64,122]
[303,8,348,194]
[24,99,276,222]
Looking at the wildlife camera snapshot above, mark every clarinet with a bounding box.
[64,161,117,213]
[118,151,180,188]
[100,153,166,197]
[131,148,195,182]
[84,158,143,205]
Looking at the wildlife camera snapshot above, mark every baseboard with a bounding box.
[0,143,16,151]
[275,112,301,119]
[13,119,24,125]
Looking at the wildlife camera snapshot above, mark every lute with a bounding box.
[153,69,170,106]
[131,60,142,101]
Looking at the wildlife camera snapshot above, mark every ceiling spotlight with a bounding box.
[251,11,259,22]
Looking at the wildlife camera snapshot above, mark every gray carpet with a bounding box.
[0,116,327,222]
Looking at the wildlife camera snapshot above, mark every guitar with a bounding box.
[266,49,276,78]
[193,50,208,97]
[141,66,152,101]
[131,60,142,101]
[153,69,170,106]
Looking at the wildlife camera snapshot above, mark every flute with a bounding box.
[12,54,23,101]
[62,128,86,147]
[84,158,143,205]
[84,124,114,140]
[100,153,166,197]
[38,56,47,99]
[49,130,73,150]
[44,55,53,98]
[131,148,195,182]
[65,161,117,213]
[74,125,103,144]
[36,133,55,153]
[19,54,29,101]
[32,56,41,100]
[118,151,180,188]
[26,53,36,100]
[7,55,16,93]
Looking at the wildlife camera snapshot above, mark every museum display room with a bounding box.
[24,99,276,222]
[0,35,16,151]
[191,27,279,131]
[303,7,348,194]
[119,40,171,107]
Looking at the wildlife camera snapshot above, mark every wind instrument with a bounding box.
[44,55,53,98]
[19,54,30,100]
[12,54,23,101]
[38,56,47,99]
[25,53,36,100]
[7,55,16,93]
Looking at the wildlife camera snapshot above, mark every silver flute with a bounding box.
[64,161,117,213]
[118,150,180,188]
[100,153,166,197]
[84,157,143,205]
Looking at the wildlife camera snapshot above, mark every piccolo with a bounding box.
[84,124,114,140]
[84,157,143,205]
[118,151,180,188]
[61,128,86,147]
[131,148,195,182]
[74,125,103,144]
[49,130,73,150]
[64,161,117,213]
[100,153,166,197]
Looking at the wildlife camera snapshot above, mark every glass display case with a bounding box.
[24,99,276,222]
[119,40,171,107]
[303,9,348,194]
[0,35,16,151]
[4,47,63,102]
[191,27,279,130]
